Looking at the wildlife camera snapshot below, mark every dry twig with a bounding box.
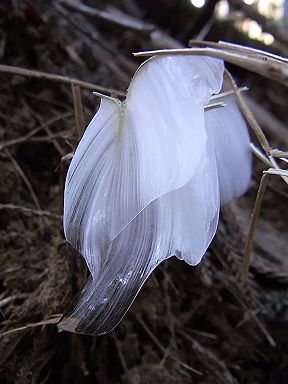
[0,64,125,96]
[0,203,62,219]
[0,112,73,151]
[137,316,203,376]
[0,315,62,338]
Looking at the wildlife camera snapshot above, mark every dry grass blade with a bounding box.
[242,174,269,278]
[133,44,288,86]
[71,84,86,139]
[0,315,62,338]
[4,149,42,213]
[189,40,288,63]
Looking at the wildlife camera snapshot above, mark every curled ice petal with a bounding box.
[60,55,251,335]
[205,95,252,205]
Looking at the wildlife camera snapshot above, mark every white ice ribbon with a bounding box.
[59,55,251,335]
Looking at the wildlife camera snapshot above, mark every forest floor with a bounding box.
[0,1,288,383]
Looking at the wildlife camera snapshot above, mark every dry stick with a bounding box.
[224,69,271,154]
[71,84,85,139]
[242,173,269,278]
[0,203,62,220]
[0,112,73,151]
[4,150,42,214]
[137,316,203,376]
[0,64,126,97]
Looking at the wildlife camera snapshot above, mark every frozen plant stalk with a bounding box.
[59,55,252,336]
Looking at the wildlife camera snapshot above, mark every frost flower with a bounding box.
[59,55,251,335]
